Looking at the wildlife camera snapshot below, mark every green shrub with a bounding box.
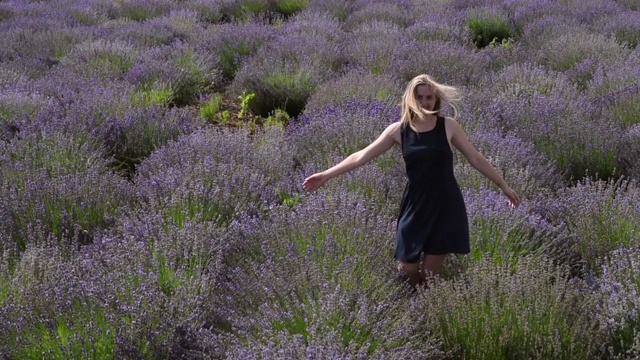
[275,0,309,17]
[14,302,116,359]
[199,93,223,122]
[467,15,512,48]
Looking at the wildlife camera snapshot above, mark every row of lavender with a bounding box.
[1,0,640,358]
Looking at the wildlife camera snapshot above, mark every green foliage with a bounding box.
[199,93,223,122]
[467,15,512,49]
[263,108,291,128]
[14,303,116,359]
[488,37,513,49]
[276,188,299,207]
[610,95,640,127]
[0,271,9,305]
[237,90,255,119]
[224,0,271,20]
[219,109,231,124]
[131,84,173,107]
[86,51,133,76]
[165,195,229,229]
[274,0,309,16]
[248,67,319,117]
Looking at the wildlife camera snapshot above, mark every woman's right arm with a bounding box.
[302,122,400,192]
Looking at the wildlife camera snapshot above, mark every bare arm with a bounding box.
[303,122,400,191]
[447,117,520,207]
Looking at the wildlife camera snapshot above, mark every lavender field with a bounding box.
[1,0,639,358]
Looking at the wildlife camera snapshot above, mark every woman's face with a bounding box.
[415,84,436,112]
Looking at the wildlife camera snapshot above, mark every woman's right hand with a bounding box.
[302,172,328,192]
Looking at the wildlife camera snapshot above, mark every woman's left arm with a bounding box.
[446,117,520,208]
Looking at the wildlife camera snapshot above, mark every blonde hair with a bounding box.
[400,74,461,130]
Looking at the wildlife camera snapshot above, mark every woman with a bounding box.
[302,74,520,289]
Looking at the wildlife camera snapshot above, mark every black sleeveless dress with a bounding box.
[395,116,470,263]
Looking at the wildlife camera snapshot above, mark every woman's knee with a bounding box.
[422,254,449,276]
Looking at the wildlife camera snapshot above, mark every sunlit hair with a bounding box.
[400,74,461,130]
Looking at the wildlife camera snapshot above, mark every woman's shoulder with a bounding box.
[384,121,403,143]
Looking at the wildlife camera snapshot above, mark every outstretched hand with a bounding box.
[501,186,520,208]
[302,173,328,192]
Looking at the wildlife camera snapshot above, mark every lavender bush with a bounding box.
[305,70,402,111]
[303,0,355,21]
[230,47,334,117]
[182,0,224,23]
[342,0,416,31]
[407,19,473,47]
[460,188,571,272]
[0,90,56,141]
[218,0,271,20]
[99,9,206,48]
[100,105,201,176]
[486,87,621,181]
[398,41,491,86]
[199,22,276,82]
[2,0,640,356]
[59,38,139,81]
[0,131,133,253]
[537,30,630,78]
[343,21,415,78]
[595,10,640,48]
[454,126,564,197]
[104,0,176,21]
[289,99,398,169]
[419,256,605,359]
[221,191,444,359]
[134,126,297,227]
[125,42,219,106]
[597,246,640,358]
[535,177,640,272]
[229,13,345,116]
[2,210,229,358]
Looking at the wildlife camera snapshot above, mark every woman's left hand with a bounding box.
[501,186,520,208]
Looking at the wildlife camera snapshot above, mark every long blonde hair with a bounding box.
[400,74,461,130]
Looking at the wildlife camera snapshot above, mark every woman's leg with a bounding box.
[397,261,422,288]
[422,254,448,279]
